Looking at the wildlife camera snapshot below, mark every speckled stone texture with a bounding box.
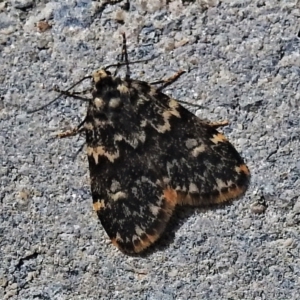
[1,0,299,299]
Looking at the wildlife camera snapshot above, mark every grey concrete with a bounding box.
[1,0,299,299]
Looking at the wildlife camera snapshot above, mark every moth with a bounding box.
[34,34,250,254]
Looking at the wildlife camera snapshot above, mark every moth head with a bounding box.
[92,69,112,84]
[91,69,124,113]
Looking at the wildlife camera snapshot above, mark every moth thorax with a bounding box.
[92,96,123,111]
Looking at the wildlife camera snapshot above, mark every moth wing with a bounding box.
[90,159,176,254]
[85,73,250,253]
[128,80,250,207]
[86,74,178,254]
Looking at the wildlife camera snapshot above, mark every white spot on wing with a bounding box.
[84,122,94,130]
[216,179,228,189]
[109,98,121,108]
[131,187,138,198]
[185,139,198,149]
[191,144,206,157]
[111,191,127,201]
[135,226,145,236]
[110,180,121,192]
[149,204,160,216]
[117,83,129,94]
[140,119,147,127]
[189,183,199,194]
[115,232,124,243]
[175,185,187,192]
[132,235,139,243]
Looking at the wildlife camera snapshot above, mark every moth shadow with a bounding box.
[135,203,232,258]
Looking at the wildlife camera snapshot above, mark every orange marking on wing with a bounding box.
[132,233,161,253]
[110,238,119,248]
[111,232,161,254]
[109,190,177,254]
[236,164,250,176]
[214,185,247,204]
[145,234,157,244]
[176,192,194,206]
[163,187,178,206]
[176,179,249,206]
[208,120,229,128]
[210,133,228,144]
[93,200,105,212]
[131,203,174,253]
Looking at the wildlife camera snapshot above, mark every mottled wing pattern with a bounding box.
[85,69,250,254]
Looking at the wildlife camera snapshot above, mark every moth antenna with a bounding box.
[110,32,131,77]
[121,33,131,80]
[28,75,92,113]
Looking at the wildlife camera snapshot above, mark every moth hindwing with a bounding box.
[82,65,250,254]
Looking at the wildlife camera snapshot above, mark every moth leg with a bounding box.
[151,70,206,110]
[28,75,92,113]
[175,100,205,109]
[57,118,86,139]
[57,128,84,139]
[207,120,229,128]
[151,70,185,91]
